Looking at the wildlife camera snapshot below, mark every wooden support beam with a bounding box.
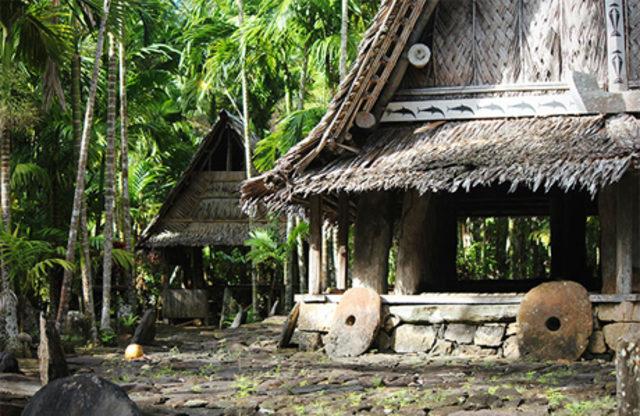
[599,185,617,294]
[336,194,349,290]
[395,190,430,295]
[616,174,634,294]
[352,192,393,294]
[308,196,322,295]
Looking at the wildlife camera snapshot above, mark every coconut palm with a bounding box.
[0,0,69,351]
[57,0,113,326]
[100,32,117,331]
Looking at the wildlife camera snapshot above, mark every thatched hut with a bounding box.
[140,110,258,319]
[242,0,640,356]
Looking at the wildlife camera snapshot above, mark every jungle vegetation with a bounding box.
[0,0,599,349]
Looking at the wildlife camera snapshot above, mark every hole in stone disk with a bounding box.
[345,315,356,326]
[545,316,561,332]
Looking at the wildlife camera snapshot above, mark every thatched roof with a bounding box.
[139,110,259,248]
[240,0,429,209]
[242,114,640,211]
[240,0,640,213]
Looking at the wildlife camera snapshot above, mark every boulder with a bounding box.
[444,324,476,344]
[587,330,607,354]
[474,324,506,347]
[505,322,518,336]
[388,304,518,324]
[0,351,20,373]
[22,374,141,416]
[596,302,640,322]
[602,323,640,351]
[295,331,323,352]
[502,336,520,359]
[131,309,156,345]
[430,339,454,356]
[392,324,436,353]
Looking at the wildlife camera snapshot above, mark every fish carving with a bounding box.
[418,106,445,117]
[476,103,505,113]
[447,104,475,114]
[540,100,567,111]
[387,106,416,118]
[509,102,536,113]
[608,3,622,37]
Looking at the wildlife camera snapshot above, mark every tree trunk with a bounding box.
[0,117,18,352]
[236,0,257,315]
[616,335,640,416]
[339,0,349,79]
[71,45,98,343]
[100,33,117,331]
[79,208,98,342]
[283,215,294,311]
[56,0,113,326]
[118,27,135,309]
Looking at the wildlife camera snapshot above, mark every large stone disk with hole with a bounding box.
[517,281,592,361]
[324,287,381,358]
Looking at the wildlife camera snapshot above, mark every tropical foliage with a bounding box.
[0,0,376,347]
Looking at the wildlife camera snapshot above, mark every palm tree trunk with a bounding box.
[80,207,98,341]
[71,46,98,342]
[118,27,135,309]
[236,0,258,315]
[0,118,19,352]
[100,33,117,331]
[56,0,112,326]
[339,0,349,79]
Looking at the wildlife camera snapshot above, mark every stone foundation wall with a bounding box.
[293,299,640,359]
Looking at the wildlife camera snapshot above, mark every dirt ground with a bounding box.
[0,318,617,415]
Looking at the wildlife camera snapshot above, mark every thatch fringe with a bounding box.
[243,114,640,212]
[142,222,254,248]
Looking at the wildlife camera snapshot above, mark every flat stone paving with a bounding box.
[0,318,617,415]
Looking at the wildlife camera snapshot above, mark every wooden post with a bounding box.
[336,194,349,290]
[352,192,393,294]
[308,196,322,295]
[599,185,618,293]
[284,215,295,311]
[616,336,640,415]
[617,174,634,294]
[605,0,628,92]
[395,190,430,295]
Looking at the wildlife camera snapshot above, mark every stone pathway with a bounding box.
[0,318,617,415]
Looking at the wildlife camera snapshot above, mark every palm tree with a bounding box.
[119,24,135,309]
[339,0,348,79]
[100,32,118,331]
[1,0,68,351]
[57,0,113,326]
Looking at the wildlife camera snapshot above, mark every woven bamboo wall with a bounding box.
[162,171,247,224]
[402,0,612,89]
